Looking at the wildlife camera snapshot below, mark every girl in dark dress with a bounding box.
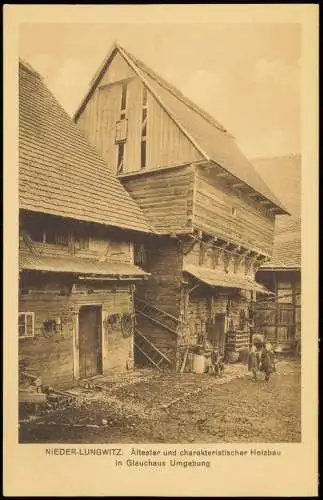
[260,339,276,382]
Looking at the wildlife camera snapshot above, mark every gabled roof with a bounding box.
[19,59,152,234]
[74,42,287,213]
[252,154,301,219]
[260,216,301,270]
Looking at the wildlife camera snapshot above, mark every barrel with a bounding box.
[192,354,205,374]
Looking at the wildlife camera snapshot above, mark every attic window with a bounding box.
[141,140,147,169]
[231,207,237,217]
[142,86,147,107]
[140,87,148,169]
[142,108,147,138]
[115,119,128,143]
[117,142,125,174]
[120,82,128,114]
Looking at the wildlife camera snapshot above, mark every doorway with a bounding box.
[207,313,226,356]
[78,305,102,379]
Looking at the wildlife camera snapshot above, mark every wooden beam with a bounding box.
[217,170,230,178]
[248,192,260,199]
[183,238,198,256]
[188,284,200,295]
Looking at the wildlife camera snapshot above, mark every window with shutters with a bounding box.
[115,119,128,143]
[19,312,35,338]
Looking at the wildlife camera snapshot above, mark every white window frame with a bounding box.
[18,312,35,338]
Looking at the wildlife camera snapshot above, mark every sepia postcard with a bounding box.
[3,4,318,497]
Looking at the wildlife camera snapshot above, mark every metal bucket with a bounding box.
[192,354,205,374]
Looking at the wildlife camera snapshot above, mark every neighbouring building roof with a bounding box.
[19,59,152,234]
[260,217,301,270]
[253,155,301,271]
[74,42,287,213]
[183,263,272,294]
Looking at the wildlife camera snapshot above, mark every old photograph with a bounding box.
[17,20,303,445]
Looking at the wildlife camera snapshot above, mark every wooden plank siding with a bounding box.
[20,212,133,264]
[255,270,301,344]
[99,51,136,86]
[182,238,254,352]
[76,51,202,174]
[19,282,134,389]
[146,92,202,169]
[77,83,121,172]
[121,165,195,234]
[193,167,275,257]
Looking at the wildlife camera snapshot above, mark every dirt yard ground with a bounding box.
[19,359,301,444]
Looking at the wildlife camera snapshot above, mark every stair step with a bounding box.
[135,329,172,366]
[134,343,162,371]
[135,297,184,322]
[136,310,178,335]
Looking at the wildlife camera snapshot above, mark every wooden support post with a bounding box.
[72,311,79,380]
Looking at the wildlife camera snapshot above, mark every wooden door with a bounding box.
[79,305,102,379]
[207,314,226,355]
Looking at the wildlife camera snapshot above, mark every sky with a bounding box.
[19,21,301,159]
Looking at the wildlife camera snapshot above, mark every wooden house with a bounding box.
[18,60,152,389]
[74,43,289,370]
[253,155,301,352]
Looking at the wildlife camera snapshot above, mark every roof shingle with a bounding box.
[261,217,301,269]
[184,263,272,294]
[20,251,148,277]
[253,155,301,270]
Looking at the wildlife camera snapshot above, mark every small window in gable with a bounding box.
[142,86,148,107]
[115,119,128,143]
[19,312,35,338]
[120,82,128,112]
[140,140,147,169]
[117,142,125,174]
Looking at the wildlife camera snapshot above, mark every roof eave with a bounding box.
[19,206,154,236]
[199,161,290,214]
[258,266,301,271]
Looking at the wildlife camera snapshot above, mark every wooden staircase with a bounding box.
[135,297,182,335]
[134,329,173,371]
[133,297,190,371]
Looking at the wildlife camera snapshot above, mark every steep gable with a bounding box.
[74,43,287,213]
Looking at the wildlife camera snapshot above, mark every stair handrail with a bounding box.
[135,328,172,365]
[134,342,162,371]
[135,296,185,324]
